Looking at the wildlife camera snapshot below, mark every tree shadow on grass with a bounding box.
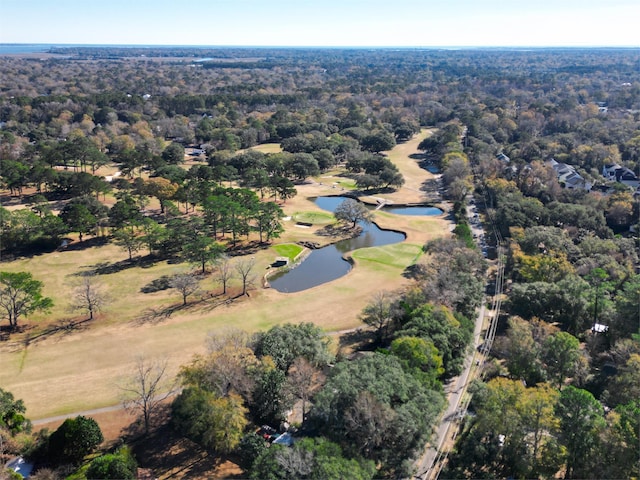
[337,328,377,358]
[133,292,242,325]
[1,317,94,352]
[0,324,32,350]
[332,171,354,178]
[194,293,245,314]
[419,177,442,200]
[140,275,172,294]
[62,236,110,252]
[124,407,228,479]
[225,240,272,257]
[134,304,187,325]
[78,255,160,276]
[29,317,93,344]
[402,262,428,280]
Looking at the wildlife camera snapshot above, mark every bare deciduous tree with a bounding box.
[344,390,394,458]
[206,327,252,354]
[215,254,234,295]
[334,198,373,228]
[360,291,395,343]
[180,344,258,401]
[120,356,174,434]
[208,347,257,399]
[70,275,108,320]
[170,272,200,305]
[234,257,256,296]
[274,447,314,478]
[287,356,324,425]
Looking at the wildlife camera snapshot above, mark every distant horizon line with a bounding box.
[1,42,638,50]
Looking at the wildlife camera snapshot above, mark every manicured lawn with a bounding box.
[271,243,304,261]
[315,170,358,190]
[292,210,335,225]
[352,243,423,269]
[0,242,194,326]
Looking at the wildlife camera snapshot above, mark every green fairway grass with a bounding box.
[352,243,423,269]
[292,211,335,225]
[271,243,304,261]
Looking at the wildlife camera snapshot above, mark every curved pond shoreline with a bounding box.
[317,195,444,216]
[267,218,406,293]
[268,195,444,293]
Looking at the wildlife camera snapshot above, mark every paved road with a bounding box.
[412,197,491,479]
[413,303,486,479]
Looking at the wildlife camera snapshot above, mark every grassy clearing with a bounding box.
[271,243,304,261]
[372,210,449,246]
[248,143,282,154]
[0,243,191,327]
[0,249,411,418]
[359,128,437,205]
[0,131,450,420]
[292,210,335,225]
[0,222,406,417]
[352,243,423,269]
[317,171,357,190]
[385,129,434,189]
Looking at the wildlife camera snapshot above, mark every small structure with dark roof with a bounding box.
[547,158,592,191]
[602,163,639,188]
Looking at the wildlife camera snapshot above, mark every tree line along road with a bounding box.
[413,194,505,480]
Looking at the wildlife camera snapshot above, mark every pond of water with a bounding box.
[315,196,443,216]
[269,196,441,293]
[268,200,405,293]
[383,205,443,216]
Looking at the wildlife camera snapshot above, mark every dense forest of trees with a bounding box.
[1,46,639,478]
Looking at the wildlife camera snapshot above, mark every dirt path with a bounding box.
[32,403,127,427]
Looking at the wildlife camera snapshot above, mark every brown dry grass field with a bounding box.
[248,142,283,154]
[0,129,450,422]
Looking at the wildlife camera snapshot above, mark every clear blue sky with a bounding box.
[1,0,638,47]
